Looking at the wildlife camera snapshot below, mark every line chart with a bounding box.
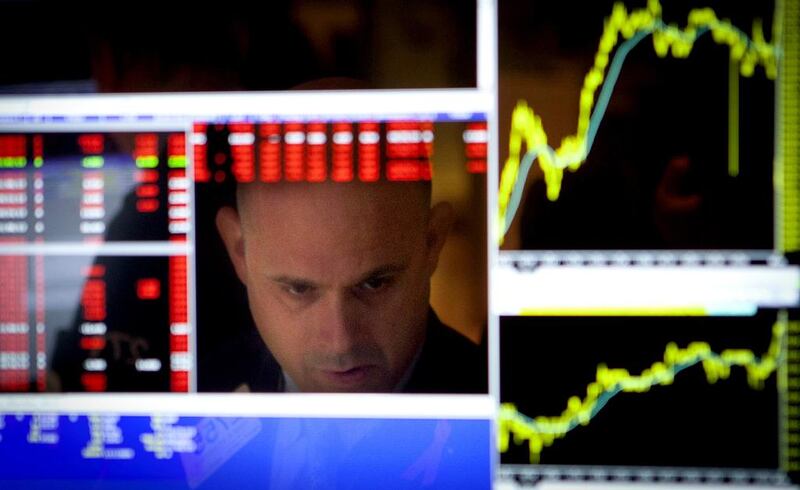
[497,0,780,244]
[498,317,793,464]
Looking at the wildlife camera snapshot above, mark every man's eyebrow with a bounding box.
[267,264,407,288]
[269,275,318,287]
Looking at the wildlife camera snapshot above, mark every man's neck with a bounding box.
[282,371,301,393]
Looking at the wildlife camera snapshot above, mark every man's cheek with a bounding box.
[251,297,297,351]
[386,276,427,321]
[252,289,292,324]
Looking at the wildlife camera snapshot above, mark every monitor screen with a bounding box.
[0,91,489,394]
[495,0,799,487]
[0,90,494,488]
[0,0,799,488]
[0,394,493,489]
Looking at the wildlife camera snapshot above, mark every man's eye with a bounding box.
[359,276,391,292]
[284,283,312,296]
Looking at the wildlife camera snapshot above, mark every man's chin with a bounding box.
[306,366,394,393]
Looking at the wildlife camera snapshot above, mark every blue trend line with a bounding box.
[503,26,713,236]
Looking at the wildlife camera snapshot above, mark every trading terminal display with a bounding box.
[0,131,190,392]
[0,0,796,485]
[495,0,800,486]
[192,117,488,391]
[0,117,489,394]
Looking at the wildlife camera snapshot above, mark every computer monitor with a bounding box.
[0,88,495,488]
[1,0,799,488]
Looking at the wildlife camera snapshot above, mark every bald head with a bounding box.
[237,179,432,219]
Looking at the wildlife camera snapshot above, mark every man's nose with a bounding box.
[316,293,360,352]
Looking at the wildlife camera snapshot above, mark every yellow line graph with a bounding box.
[497,0,780,244]
[498,319,791,464]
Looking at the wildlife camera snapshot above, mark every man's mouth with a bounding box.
[319,365,374,387]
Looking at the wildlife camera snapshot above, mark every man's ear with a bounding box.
[425,201,454,276]
[216,206,249,286]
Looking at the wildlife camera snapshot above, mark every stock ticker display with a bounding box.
[0,131,190,393]
[191,119,488,185]
[0,117,489,394]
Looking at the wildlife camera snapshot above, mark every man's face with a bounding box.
[216,181,450,392]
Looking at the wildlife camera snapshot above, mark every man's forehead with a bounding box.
[236,180,429,283]
[262,229,411,272]
[237,180,430,238]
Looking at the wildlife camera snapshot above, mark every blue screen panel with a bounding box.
[0,413,491,489]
